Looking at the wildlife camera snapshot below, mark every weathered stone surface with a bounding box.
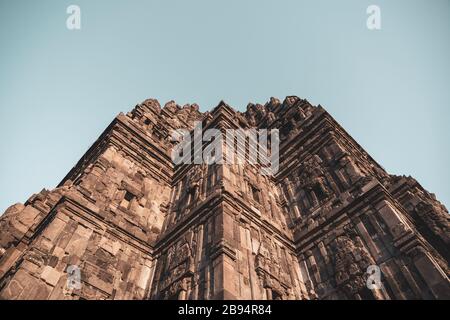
[0,96,448,300]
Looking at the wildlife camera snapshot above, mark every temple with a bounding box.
[0,96,448,300]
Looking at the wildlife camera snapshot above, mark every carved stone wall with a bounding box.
[0,96,448,300]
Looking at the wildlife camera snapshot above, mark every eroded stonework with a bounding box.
[0,97,449,300]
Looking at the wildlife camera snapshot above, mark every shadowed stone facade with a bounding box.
[0,96,449,300]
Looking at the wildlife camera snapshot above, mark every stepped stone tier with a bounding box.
[0,96,449,300]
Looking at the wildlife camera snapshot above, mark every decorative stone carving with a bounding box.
[0,96,448,300]
[331,232,373,299]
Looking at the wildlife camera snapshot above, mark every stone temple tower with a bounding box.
[0,96,448,300]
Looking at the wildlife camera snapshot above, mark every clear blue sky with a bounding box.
[0,0,449,213]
